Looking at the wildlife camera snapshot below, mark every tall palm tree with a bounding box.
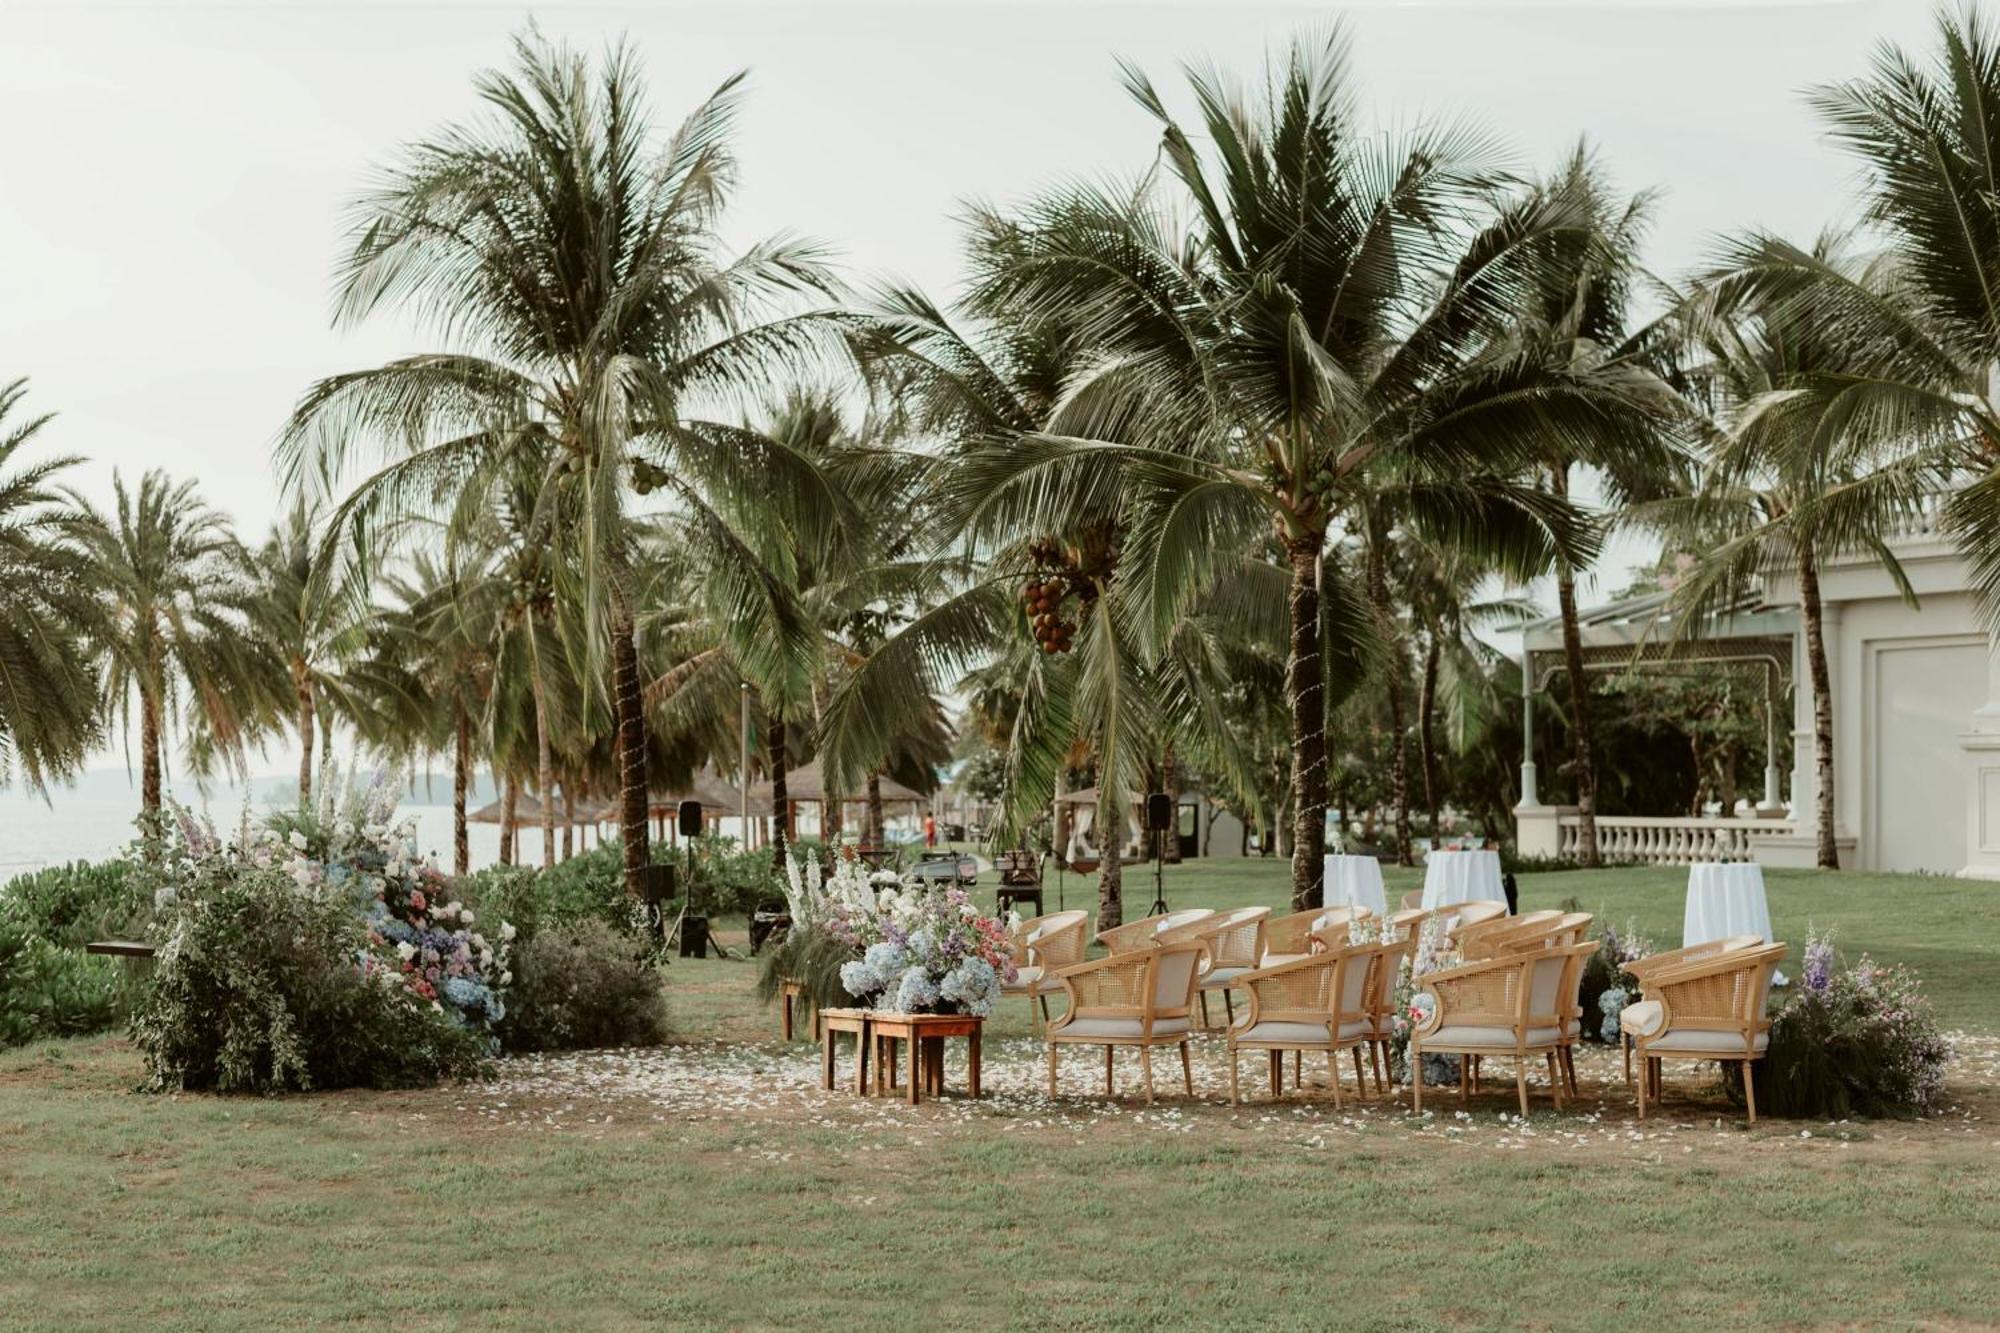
[241,502,373,802]
[0,379,100,790]
[71,472,267,819]
[1656,235,1932,868]
[277,28,838,897]
[971,28,1615,907]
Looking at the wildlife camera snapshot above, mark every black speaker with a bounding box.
[677,799,703,838]
[1145,792,1173,832]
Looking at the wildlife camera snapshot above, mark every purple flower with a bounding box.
[1803,934,1835,995]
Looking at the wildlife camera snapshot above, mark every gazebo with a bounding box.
[744,758,928,845]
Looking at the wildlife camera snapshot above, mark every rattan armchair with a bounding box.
[1363,930,1419,1094]
[1480,911,1595,958]
[1096,908,1215,955]
[1410,941,1598,1118]
[1045,943,1205,1104]
[999,910,1090,1031]
[1158,907,1270,1028]
[1224,938,1393,1107]
[1622,941,1788,1123]
[1617,934,1762,1083]
[1457,909,1559,959]
[1262,905,1369,966]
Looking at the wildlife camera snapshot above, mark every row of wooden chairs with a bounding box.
[1007,900,1525,1106]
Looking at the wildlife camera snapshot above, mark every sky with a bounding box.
[0,0,1944,773]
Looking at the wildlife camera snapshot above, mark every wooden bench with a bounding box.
[84,940,157,960]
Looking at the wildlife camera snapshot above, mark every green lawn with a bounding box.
[2,860,1996,1330]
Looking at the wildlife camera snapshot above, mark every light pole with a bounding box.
[739,681,751,850]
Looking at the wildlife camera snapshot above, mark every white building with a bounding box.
[1515,503,2000,876]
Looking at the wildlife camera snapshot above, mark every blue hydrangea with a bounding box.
[1598,986,1629,1016]
[940,957,999,1015]
[377,918,417,945]
[1600,1014,1623,1044]
[893,966,940,1012]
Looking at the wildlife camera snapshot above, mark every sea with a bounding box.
[0,770,754,880]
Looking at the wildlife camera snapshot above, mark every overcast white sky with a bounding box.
[0,0,1941,711]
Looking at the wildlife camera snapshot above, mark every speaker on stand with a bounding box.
[1145,792,1173,917]
[667,799,730,958]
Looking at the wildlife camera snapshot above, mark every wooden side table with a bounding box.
[819,1008,872,1095]
[866,1011,983,1106]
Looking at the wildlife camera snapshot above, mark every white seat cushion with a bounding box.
[1563,1018,1580,1037]
[1199,966,1252,989]
[1055,1016,1192,1040]
[1421,1024,1563,1050]
[1232,1019,1373,1045]
[1645,1029,1769,1056]
[1001,965,1043,994]
[1619,1000,1664,1038]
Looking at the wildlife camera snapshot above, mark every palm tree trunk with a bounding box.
[768,707,789,869]
[452,705,470,876]
[1798,545,1839,869]
[294,660,315,805]
[1419,634,1441,845]
[560,781,575,862]
[1366,534,1414,868]
[866,770,884,849]
[499,771,518,867]
[139,688,163,819]
[1284,531,1328,909]
[611,602,650,897]
[531,666,554,870]
[1550,464,1600,867]
[1096,771,1124,931]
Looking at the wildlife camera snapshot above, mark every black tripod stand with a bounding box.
[663,801,730,959]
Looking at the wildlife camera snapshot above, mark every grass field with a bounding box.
[2,860,1996,1330]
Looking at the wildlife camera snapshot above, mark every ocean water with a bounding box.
[0,784,768,881]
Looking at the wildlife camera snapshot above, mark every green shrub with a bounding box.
[0,859,145,949]
[0,912,125,1047]
[499,920,667,1053]
[133,865,487,1093]
[457,835,780,939]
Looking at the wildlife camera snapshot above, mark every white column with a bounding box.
[1517,649,1540,807]
[1959,629,2000,877]
[1758,666,1784,815]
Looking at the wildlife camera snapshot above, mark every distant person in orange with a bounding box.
[924,813,938,848]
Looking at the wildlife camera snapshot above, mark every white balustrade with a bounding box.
[1553,814,1792,866]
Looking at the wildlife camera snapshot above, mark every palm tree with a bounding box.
[1505,147,1685,867]
[71,471,267,819]
[971,29,1616,907]
[1656,235,1932,868]
[0,379,100,790]
[278,28,838,897]
[241,502,373,803]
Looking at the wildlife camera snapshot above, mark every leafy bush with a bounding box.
[133,863,487,1093]
[0,912,124,1047]
[1729,933,1952,1119]
[0,859,146,949]
[457,834,780,939]
[499,920,667,1053]
[689,833,781,916]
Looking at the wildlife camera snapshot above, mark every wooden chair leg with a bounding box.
[1229,1047,1240,1105]
[1105,1045,1115,1097]
[1140,1045,1156,1106]
[1047,1041,1059,1099]
[1268,1050,1281,1097]
[1352,1045,1366,1096]
[1328,1050,1344,1109]
[782,992,794,1042]
[1566,1046,1579,1099]
[1516,1059,1530,1119]
[1743,1059,1757,1125]
[820,1023,835,1091]
[1293,1050,1302,1088]
[1199,992,1210,1028]
[1371,1041,1386,1095]
[1179,1041,1193,1097]
[1459,1056,1470,1107]
[1223,990,1234,1025]
[1546,1051,1562,1109]
[1412,1044,1424,1113]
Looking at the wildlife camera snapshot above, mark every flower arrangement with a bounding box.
[834,886,1017,1017]
[1577,915,1654,1043]
[1733,928,1952,1119]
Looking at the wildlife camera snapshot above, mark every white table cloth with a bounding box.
[1420,849,1503,910]
[1682,862,1774,948]
[1322,853,1388,918]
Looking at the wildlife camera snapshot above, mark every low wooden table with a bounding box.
[820,1008,873,1095]
[868,1011,982,1106]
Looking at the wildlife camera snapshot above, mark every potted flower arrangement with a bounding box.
[759,850,1017,1020]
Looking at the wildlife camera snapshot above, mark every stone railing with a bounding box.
[1556,814,1792,866]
